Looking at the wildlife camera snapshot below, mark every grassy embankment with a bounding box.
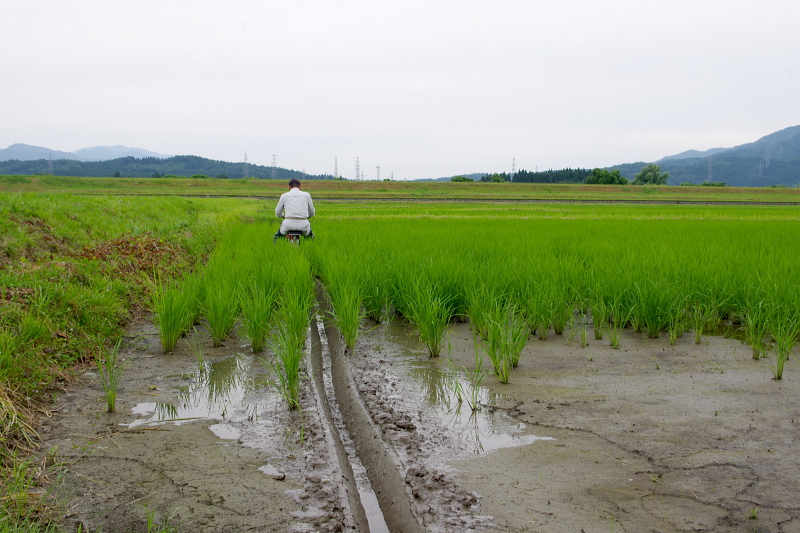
[2,175,800,203]
[0,193,268,531]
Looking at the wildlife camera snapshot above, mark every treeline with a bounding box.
[0,155,332,180]
[478,168,592,183]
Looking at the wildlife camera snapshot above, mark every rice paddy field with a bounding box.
[4,174,800,203]
[2,190,800,532]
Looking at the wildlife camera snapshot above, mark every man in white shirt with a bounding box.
[273,178,316,241]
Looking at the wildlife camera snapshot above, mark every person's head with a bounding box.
[288,178,301,189]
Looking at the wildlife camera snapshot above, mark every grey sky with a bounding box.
[2,0,799,179]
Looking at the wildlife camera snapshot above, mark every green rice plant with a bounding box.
[591,298,608,341]
[362,261,392,322]
[466,283,497,340]
[95,339,123,413]
[152,275,197,353]
[324,263,364,350]
[767,306,800,380]
[565,312,578,344]
[279,270,314,351]
[444,357,464,406]
[405,282,453,357]
[270,326,305,410]
[607,299,631,349]
[185,327,205,370]
[239,281,278,353]
[481,303,527,383]
[634,281,672,339]
[689,304,706,344]
[204,276,239,347]
[667,295,688,346]
[740,299,769,359]
[689,299,722,345]
[468,345,487,412]
[580,315,588,347]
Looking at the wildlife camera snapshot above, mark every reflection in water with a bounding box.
[126,353,271,427]
[370,322,554,454]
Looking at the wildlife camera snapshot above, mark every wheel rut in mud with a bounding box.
[312,289,425,533]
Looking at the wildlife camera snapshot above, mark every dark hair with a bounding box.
[288,178,301,188]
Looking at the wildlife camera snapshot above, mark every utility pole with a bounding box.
[271,155,277,180]
[376,166,380,181]
[334,157,338,179]
[354,157,360,181]
[242,152,249,179]
[706,155,713,183]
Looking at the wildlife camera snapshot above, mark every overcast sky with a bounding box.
[2,0,799,180]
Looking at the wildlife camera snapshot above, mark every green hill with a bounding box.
[0,154,332,180]
[610,126,800,187]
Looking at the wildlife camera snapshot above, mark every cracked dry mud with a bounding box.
[39,316,800,533]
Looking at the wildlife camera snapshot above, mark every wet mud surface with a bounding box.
[40,316,800,532]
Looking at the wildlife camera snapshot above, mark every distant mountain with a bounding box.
[0,143,171,162]
[0,154,331,181]
[659,147,729,161]
[609,125,800,187]
[72,145,170,161]
[0,144,82,162]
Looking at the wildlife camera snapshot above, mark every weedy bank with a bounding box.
[0,193,266,531]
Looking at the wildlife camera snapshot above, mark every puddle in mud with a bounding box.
[124,353,273,428]
[368,322,554,454]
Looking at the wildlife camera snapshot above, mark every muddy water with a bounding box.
[38,314,800,533]
[353,320,800,532]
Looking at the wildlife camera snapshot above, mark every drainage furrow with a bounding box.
[309,312,371,532]
[316,292,426,533]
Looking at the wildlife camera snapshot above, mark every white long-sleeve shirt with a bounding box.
[275,187,315,219]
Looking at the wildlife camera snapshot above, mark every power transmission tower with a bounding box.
[758,161,763,178]
[48,151,53,175]
[242,152,249,179]
[390,171,394,181]
[354,157,360,181]
[706,155,713,183]
[271,155,277,180]
[376,166,380,181]
[334,157,338,179]
[765,147,771,168]
[511,155,516,182]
